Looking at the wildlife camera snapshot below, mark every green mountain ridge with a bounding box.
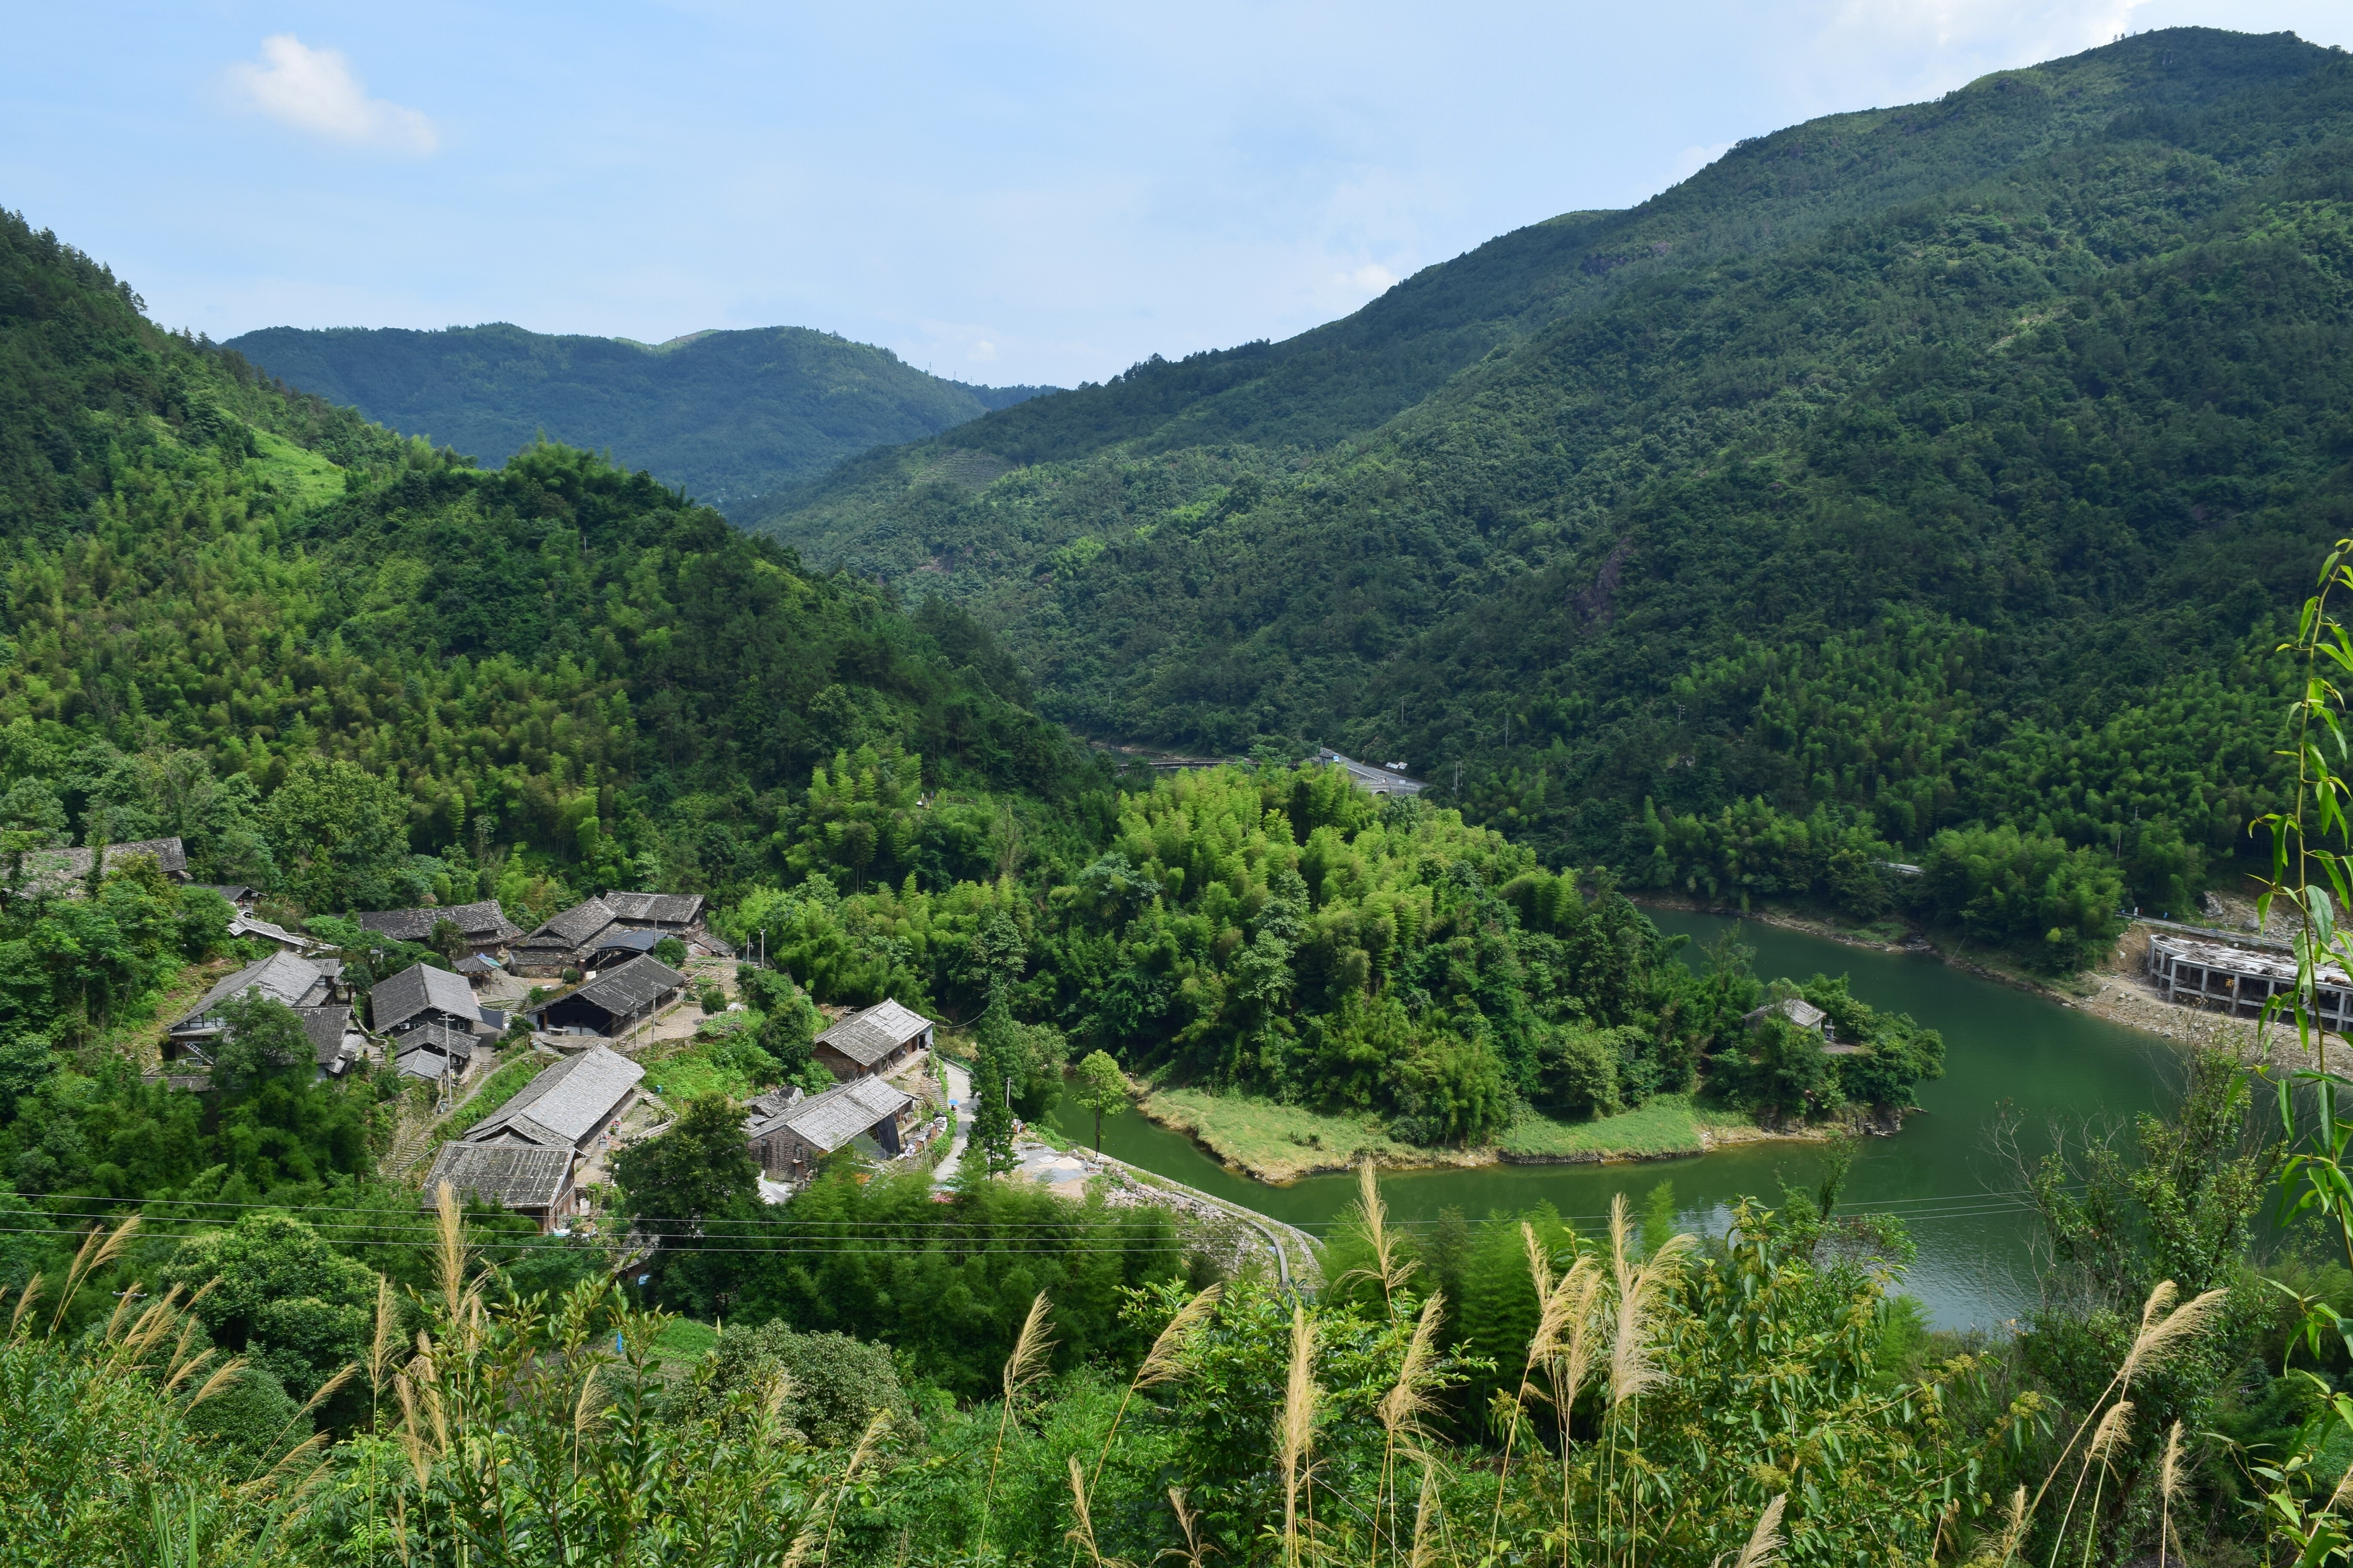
[752,26,2353,928]
[222,320,1054,511]
[0,209,1091,917]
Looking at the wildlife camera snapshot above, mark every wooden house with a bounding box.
[509,893,715,976]
[165,950,337,1064]
[420,1143,576,1231]
[356,900,523,958]
[464,1046,644,1155]
[526,956,687,1040]
[813,999,935,1081]
[744,1077,915,1184]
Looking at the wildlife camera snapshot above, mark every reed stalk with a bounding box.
[2049,1399,2132,1568]
[1165,1487,1213,1568]
[2158,1422,2185,1568]
[1489,1221,1585,1554]
[50,1213,138,1334]
[1376,1292,1445,1568]
[1342,1160,1415,1310]
[1091,1283,1221,1493]
[980,1290,1058,1555]
[820,1407,892,1568]
[1281,1301,1320,1568]
[1728,1493,1787,1568]
[2021,1281,2222,1531]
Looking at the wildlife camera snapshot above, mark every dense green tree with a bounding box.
[158,1212,376,1399]
[1073,1049,1131,1150]
[207,993,314,1092]
[664,1319,913,1448]
[612,1093,761,1239]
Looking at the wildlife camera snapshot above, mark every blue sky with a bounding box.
[4,2,2345,388]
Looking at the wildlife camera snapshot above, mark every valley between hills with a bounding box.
[8,25,2353,1567]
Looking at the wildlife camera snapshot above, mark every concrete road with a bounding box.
[929,1057,973,1187]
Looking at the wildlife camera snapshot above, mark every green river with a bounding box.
[1047,908,2178,1330]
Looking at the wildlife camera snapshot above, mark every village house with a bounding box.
[812,998,935,1081]
[14,836,189,898]
[371,962,501,1081]
[165,949,338,1064]
[227,910,324,955]
[603,892,708,935]
[418,1143,576,1231]
[464,1045,645,1156]
[1744,995,1862,1056]
[744,1076,916,1186]
[508,893,722,976]
[2148,933,2353,1029]
[298,1005,368,1077]
[526,955,688,1041]
[189,883,260,911]
[584,928,665,968]
[357,900,523,958]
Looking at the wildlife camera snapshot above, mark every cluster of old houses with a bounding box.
[159,877,725,1081]
[111,833,946,1230]
[417,999,942,1230]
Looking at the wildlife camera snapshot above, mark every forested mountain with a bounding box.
[223,321,1052,511]
[756,28,2353,931]
[0,209,1092,919]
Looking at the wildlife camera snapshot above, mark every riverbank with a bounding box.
[1629,892,2101,1002]
[1633,892,2353,1073]
[1134,1084,1829,1183]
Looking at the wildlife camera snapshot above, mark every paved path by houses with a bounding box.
[929,1057,972,1187]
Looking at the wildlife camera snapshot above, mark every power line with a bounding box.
[9,1186,2065,1239]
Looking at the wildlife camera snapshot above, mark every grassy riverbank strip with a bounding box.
[1137,1086,1811,1182]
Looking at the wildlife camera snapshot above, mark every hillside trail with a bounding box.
[929,1057,972,1189]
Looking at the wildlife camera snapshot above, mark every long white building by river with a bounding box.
[2147,932,2353,1029]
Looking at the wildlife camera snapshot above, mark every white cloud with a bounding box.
[969,339,998,362]
[224,35,438,155]
[1810,0,2155,98]
[1341,262,1398,293]
[1671,142,1732,182]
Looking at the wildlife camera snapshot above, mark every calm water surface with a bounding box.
[1048,909,2178,1329]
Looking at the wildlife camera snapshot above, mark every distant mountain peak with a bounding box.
[224,320,1054,510]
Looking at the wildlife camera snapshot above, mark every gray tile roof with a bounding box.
[778,1076,914,1154]
[396,1046,462,1080]
[20,836,188,894]
[172,950,334,1033]
[1745,996,1829,1032]
[391,1019,479,1057]
[815,999,934,1068]
[527,897,621,949]
[586,929,664,960]
[229,912,320,952]
[295,1005,355,1070]
[372,962,483,1035]
[465,1045,644,1150]
[604,892,705,927]
[422,1143,572,1211]
[356,900,523,945]
[570,955,686,1017]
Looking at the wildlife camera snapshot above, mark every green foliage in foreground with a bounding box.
[758,31,2353,933]
[729,763,1943,1142]
[0,1144,2321,1568]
